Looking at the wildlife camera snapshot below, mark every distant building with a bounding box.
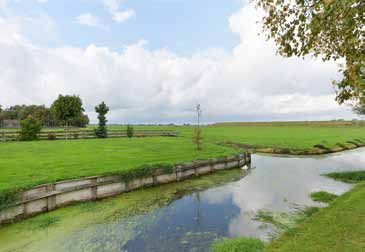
[1,119,20,128]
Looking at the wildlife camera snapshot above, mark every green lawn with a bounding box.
[204,126,365,149]
[0,137,238,193]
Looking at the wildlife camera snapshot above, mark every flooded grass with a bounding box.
[310,191,338,203]
[325,170,365,183]
[253,206,320,239]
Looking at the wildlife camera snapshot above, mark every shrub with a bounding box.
[73,132,79,139]
[127,124,134,138]
[211,237,265,252]
[47,133,57,140]
[19,116,42,141]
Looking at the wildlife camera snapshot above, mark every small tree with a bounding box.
[95,102,109,138]
[193,104,203,150]
[126,124,134,138]
[19,115,42,141]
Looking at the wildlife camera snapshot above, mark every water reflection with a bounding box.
[62,148,365,252]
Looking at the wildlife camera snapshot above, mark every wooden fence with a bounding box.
[0,130,178,142]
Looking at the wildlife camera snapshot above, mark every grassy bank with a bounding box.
[213,170,365,252]
[267,182,365,252]
[0,137,238,194]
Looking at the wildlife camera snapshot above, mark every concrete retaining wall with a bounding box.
[0,152,251,225]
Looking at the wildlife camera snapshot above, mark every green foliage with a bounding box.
[256,0,365,106]
[95,101,109,138]
[116,163,174,182]
[310,191,338,203]
[353,104,365,118]
[0,104,57,127]
[19,115,42,141]
[325,170,365,183]
[127,124,134,138]
[211,237,265,252]
[0,189,19,211]
[51,94,84,126]
[69,113,89,128]
[0,103,89,128]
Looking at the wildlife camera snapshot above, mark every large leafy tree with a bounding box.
[256,0,364,105]
[51,95,84,127]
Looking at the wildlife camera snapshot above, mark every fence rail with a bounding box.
[0,130,178,142]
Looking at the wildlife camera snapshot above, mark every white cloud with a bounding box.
[0,0,8,11]
[0,3,353,123]
[101,0,135,23]
[75,13,106,29]
[36,0,48,3]
[101,0,120,12]
[112,9,135,23]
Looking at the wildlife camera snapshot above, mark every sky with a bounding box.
[0,0,356,123]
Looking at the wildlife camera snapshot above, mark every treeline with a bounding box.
[0,95,89,128]
[0,96,133,142]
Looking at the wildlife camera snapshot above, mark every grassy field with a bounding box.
[1,121,365,194]
[2,121,365,150]
[112,123,365,150]
[0,137,238,193]
[0,124,363,213]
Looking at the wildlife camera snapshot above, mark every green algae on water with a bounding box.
[0,169,245,252]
